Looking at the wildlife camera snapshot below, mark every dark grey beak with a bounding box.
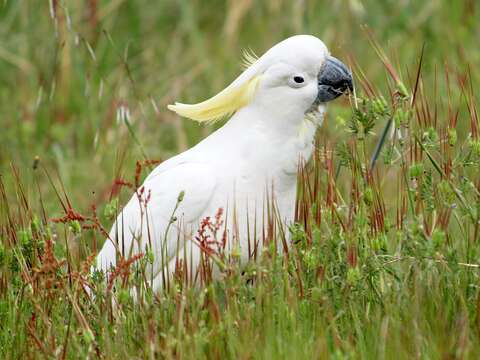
[316,56,353,103]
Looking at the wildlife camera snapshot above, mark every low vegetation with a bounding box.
[1,1,480,358]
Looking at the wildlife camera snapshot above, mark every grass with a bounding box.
[1,0,480,358]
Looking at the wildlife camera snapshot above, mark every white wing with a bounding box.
[95,159,217,283]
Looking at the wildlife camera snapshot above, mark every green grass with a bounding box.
[1,1,480,358]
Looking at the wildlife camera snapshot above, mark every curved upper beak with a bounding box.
[316,56,353,103]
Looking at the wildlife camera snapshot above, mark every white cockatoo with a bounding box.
[95,35,352,291]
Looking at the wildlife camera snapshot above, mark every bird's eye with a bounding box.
[293,76,304,84]
[288,74,307,88]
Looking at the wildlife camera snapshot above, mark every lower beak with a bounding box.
[316,56,353,103]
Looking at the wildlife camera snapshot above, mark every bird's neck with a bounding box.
[227,103,324,141]
[205,104,325,181]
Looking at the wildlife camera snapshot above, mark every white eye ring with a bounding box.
[288,75,307,88]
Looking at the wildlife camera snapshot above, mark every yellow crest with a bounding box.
[167,75,261,124]
[241,48,259,69]
[168,48,262,124]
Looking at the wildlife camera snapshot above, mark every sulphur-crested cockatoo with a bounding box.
[95,35,352,291]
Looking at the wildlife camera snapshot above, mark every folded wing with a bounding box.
[95,160,217,284]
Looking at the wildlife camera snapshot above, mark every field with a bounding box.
[1,1,480,358]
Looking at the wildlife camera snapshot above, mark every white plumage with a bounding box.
[95,35,352,291]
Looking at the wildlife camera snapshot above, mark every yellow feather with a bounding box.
[168,75,261,123]
[241,48,259,69]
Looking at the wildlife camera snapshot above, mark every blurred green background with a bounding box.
[0,0,478,214]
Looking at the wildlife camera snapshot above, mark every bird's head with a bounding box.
[168,35,352,124]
